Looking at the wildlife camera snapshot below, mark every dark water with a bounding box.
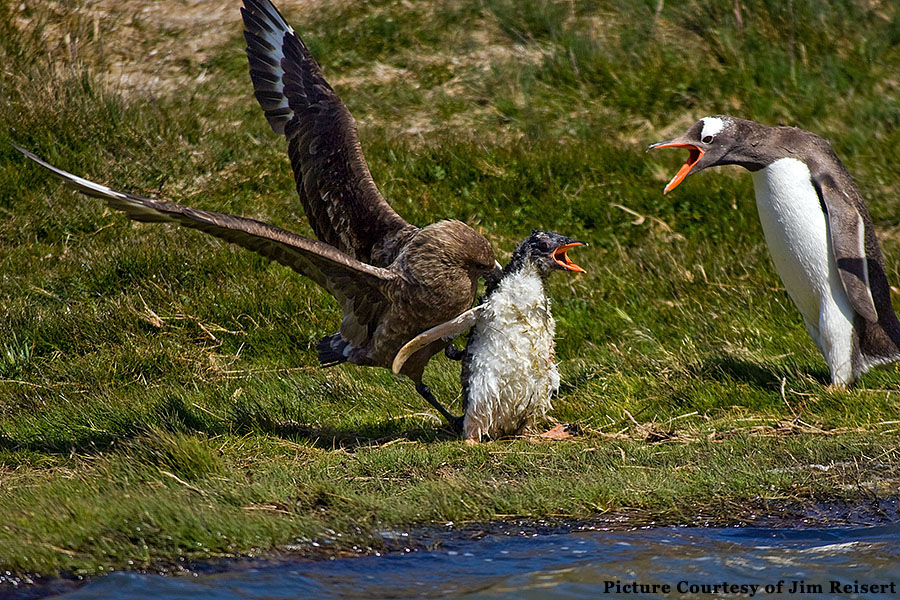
[41,523,900,599]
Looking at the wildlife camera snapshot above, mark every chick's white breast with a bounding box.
[464,266,559,439]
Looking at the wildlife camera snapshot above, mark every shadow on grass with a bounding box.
[0,396,213,457]
[688,355,829,390]
[255,419,461,450]
[0,394,460,458]
[0,417,460,458]
[689,354,831,389]
[225,392,463,449]
[703,356,783,389]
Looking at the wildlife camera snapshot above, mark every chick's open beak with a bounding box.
[647,140,705,194]
[553,242,586,273]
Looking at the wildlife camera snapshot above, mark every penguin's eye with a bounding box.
[701,135,714,144]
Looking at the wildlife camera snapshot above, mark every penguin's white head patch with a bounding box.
[700,117,727,143]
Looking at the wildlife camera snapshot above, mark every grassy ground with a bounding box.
[1,0,900,579]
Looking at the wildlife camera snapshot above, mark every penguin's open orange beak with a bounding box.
[553,242,586,273]
[647,141,704,194]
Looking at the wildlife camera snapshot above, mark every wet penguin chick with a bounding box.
[462,231,586,440]
[649,115,900,387]
[393,231,586,441]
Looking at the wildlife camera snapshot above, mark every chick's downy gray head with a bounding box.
[508,230,586,279]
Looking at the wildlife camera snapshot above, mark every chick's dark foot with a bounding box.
[444,346,465,361]
[449,414,465,433]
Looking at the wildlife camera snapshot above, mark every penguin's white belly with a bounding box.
[751,157,856,382]
[464,267,559,440]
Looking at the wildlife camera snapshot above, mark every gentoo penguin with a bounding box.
[13,0,499,429]
[393,231,585,440]
[649,115,900,386]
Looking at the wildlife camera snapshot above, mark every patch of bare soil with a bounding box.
[12,0,338,98]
